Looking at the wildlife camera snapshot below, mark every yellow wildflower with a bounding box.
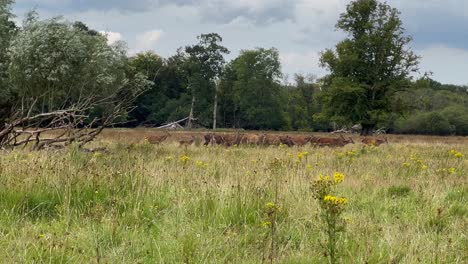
[297,151,309,160]
[448,167,456,174]
[165,155,174,162]
[454,152,463,159]
[448,150,457,156]
[333,172,345,184]
[195,160,208,169]
[318,174,331,182]
[179,155,190,163]
[262,221,272,227]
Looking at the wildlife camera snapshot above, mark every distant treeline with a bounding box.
[1,0,467,135]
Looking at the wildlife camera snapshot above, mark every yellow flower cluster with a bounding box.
[323,195,348,205]
[195,160,208,169]
[316,172,345,185]
[179,155,190,163]
[317,174,331,182]
[436,167,457,175]
[448,150,463,159]
[403,155,428,170]
[265,202,281,212]
[297,151,309,160]
[333,172,345,184]
[165,155,174,162]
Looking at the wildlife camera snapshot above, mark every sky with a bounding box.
[11,0,468,85]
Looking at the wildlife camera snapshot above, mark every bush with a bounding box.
[395,112,454,135]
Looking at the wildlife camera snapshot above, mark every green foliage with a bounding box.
[395,112,453,135]
[219,48,287,130]
[319,0,419,133]
[0,0,16,122]
[8,17,129,111]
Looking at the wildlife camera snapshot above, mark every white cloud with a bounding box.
[418,45,468,85]
[99,31,123,45]
[134,30,164,53]
[280,51,328,78]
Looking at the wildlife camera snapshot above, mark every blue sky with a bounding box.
[11,0,468,85]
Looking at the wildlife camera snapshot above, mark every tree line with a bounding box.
[1,0,467,135]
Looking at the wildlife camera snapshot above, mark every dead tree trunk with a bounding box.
[212,81,218,130]
[187,94,196,129]
[0,91,142,151]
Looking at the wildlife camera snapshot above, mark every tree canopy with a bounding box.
[319,0,419,134]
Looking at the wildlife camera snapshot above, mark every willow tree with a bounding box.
[319,0,419,135]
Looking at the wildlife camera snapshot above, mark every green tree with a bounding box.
[7,17,150,126]
[0,0,16,126]
[285,74,318,130]
[220,48,287,130]
[8,17,129,112]
[319,0,419,135]
[185,33,229,128]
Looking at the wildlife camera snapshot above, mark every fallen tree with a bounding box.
[0,91,143,151]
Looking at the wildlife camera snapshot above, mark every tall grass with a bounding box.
[0,134,466,263]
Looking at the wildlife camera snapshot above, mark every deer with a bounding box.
[222,133,245,147]
[242,133,262,145]
[203,133,225,146]
[179,135,196,147]
[290,135,313,146]
[362,137,388,146]
[145,131,171,144]
[311,135,353,147]
[279,135,295,147]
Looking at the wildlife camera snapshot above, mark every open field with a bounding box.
[0,129,466,263]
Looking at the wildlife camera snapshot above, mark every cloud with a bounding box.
[134,30,164,52]
[15,0,155,12]
[280,51,328,78]
[15,0,298,24]
[418,45,468,85]
[99,31,123,45]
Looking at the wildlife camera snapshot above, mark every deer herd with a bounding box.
[145,131,388,148]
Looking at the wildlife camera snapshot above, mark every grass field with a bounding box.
[0,129,466,263]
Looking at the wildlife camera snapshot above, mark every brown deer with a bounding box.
[290,135,313,146]
[203,133,225,146]
[179,135,196,147]
[146,131,171,144]
[279,135,295,147]
[222,133,245,147]
[311,135,353,147]
[258,134,280,146]
[362,137,388,146]
[242,133,261,145]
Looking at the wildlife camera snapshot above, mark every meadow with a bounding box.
[0,129,466,263]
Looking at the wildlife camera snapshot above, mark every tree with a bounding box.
[8,17,130,112]
[0,0,16,129]
[1,17,150,149]
[285,74,317,130]
[220,48,287,130]
[185,33,229,129]
[319,0,419,135]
